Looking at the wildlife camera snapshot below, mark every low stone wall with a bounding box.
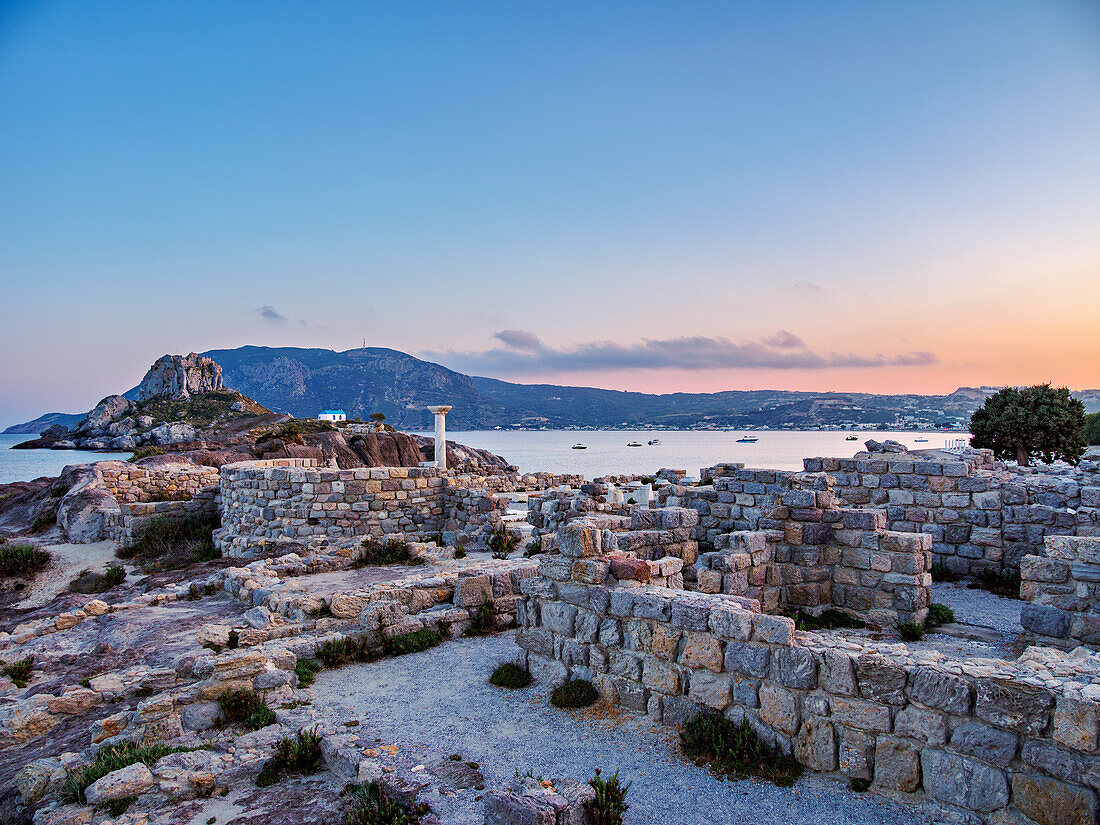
[526,483,635,539]
[1021,536,1100,647]
[99,461,221,504]
[515,523,1100,825]
[104,492,218,545]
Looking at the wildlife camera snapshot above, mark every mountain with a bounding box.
[9,345,1100,433]
[3,412,85,435]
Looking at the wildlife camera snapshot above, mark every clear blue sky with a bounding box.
[2,1,1099,426]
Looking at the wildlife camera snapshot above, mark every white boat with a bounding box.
[647,438,661,446]
[627,441,642,447]
[914,438,929,443]
[846,435,858,441]
[736,436,758,443]
[572,443,587,450]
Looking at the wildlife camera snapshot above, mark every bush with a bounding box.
[295,659,322,687]
[849,777,871,792]
[383,628,442,657]
[30,508,57,533]
[314,636,377,668]
[69,562,127,594]
[930,563,961,583]
[354,537,421,567]
[2,656,33,687]
[254,419,335,446]
[586,768,630,825]
[785,608,865,632]
[1086,412,1100,446]
[488,525,520,560]
[926,603,956,629]
[0,542,50,578]
[119,511,220,570]
[969,570,1021,598]
[896,621,925,642]
[128,446,166,463]
[680,714,803,787]
[256,727,323,787]
[550,679,599,709]
[218,688,276,731]
[453,546,467,560]
[466,604,496,637]
[489,661,532,689]
[342,780,431,825]
[61,741,200,803]
[523,536,544,557]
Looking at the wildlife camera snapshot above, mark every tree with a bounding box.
[1085,412,1100,446]
[969,384,1085,466]
[369,412,386,422]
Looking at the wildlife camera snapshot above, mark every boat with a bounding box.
[571,443,587,450]
[914,438,929,443]
[846,435,858,441]
[736,436,758,443]
[627,441,642,447]
[647,438,661,446]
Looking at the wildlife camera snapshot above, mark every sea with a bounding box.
[0,429,966,486]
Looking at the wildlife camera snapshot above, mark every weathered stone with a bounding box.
[774,647,817,690]
[820,649,856,696]
[838,728,875,780]
[724,642,770,678]
[830,697,891,733]
[1011,773,1097,825]
[1021,604,1071,638]
[84,763,155,804]
[760,684,799,736]
[679,632,723,673]
[975,678,1054,736]
[855,654,907,705]
[708,604,753,641]
[794,716,837,772]
[921,750,1008,812]
[950,722,1018,767]
[180,701,223,732]
[688,671,732,710]
[894,705,946,745]
[46,688,102,715]
[911,668,973,715]
[642,657,681,695]
[1053,695,1100,752]
[873,736,921,792]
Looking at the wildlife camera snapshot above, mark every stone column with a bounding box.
[426,406,452,471]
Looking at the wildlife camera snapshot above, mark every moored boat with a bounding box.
[736,436,758,443]
[648,438,661,446]
[572,443,587,450]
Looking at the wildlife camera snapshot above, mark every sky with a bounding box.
[1,0,1099,427]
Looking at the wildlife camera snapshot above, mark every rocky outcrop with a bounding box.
[414,435,515,475]
[138,353,224,402]
[55,464,119,543]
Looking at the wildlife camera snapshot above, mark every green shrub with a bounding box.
[218,688,276,731]
[466,604,496,637]
[453,546,467,560]
[896,621,925,642]
[586,768,630,825]
[550,679,599,709]
[354,537,421,567]
[119,511,220,570]
[382,628,442,657]
[640,476,656,486]
[930,563,961,583]
[0,542,50,578]
[70,562,126,594]
[30,508,57,533]
[969,569,1021,598]
[2,656,33,687]
[295,659,322,687]
[128,446,166,463]
[926,603,956,629]
[256,727,323,787]
[849,777,870,792]
[253,419,335,446]
[489,661,532,689]
[680,714,803,787]
[61,742,201,803]
[699,476,714,487]
[523,536,544,557]
[342,780,431,824]
[488,525,520,560]
[785,608,865,632]
[314,636,377,668]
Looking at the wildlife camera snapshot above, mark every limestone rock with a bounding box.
[84,762,155,804]
[138,353,224,402]
[148,421,197,445]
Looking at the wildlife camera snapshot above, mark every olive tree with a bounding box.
[969,384,1085,466]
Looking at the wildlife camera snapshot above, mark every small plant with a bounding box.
[383,628,442,657]
[295,659,322,687]
[969,569,1022,599]
[488,524,520,560]
[306,601,333,619]
[256,727,323,787]
[926,603,956,629]
[489,661,532,689]
[426,533,443,547]
[523,536,544,557]
[680,714,803,787]
[354,537,421,567]
[896,621,925,642]
[2,656,34,687]
[227,629,240,649]
[128,446,166,463]
[105,796,136,816]
[69,562,127,594]
[699,476,714,487]
[640,476,656,486]
[550,679,599,709]
[586,768,630,825]
[30,508,57,533]
[849,777,871,792]
[453,546,467,560]
[466,604,496,637]
[342,780,431,824]
[61,741,200,803]
[218,688,276,731]
[626,498,636,505]
[119,511,221,571]
[314,636,377,668]
[930,563,961,583]
[0,542,50,578]
[785,608,865,632]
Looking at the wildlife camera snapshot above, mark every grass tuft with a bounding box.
[0,542,50,578]
[926,603,956,629]
[256,727,323,787]
[342,780,431,824]
[382,628,442,657]
[930,563,961,583]
[70,562,126,594]
[314,636,378,668]
[218,688,276,731]
[896,621,925,642]
[586,768,631,825]
[680,714,803,787]
[118,512,220,570]
[488,524,520,560]
[785,608,865,632]
[295,659,322,687]
[128,446,166,462]
[61,741,201,804]
[2,656,34,687]
[550,679,599,709]
[353,537,422,567]
[968,569,1021,599]
[489,661,532,689]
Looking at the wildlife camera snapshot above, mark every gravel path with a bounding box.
[311,633,937,825]
[930,582,1023,635]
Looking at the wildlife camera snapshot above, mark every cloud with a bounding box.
[256,305,288,322]
[423,332,938,375]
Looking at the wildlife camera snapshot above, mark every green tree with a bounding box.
[969,385,1085,467]
[1085,412,1100,446]
[369,412,386,422]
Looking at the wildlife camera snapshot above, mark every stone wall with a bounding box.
[515,522,1100,825]
[104,493,218,545]
[99,461,221,504]
[1021,536,1100,648]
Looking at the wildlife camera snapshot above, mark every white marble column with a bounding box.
[426,405,452,471]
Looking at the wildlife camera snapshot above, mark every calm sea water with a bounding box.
[0,429,966,486]
[0,433,131,484]
[420,429,966,478]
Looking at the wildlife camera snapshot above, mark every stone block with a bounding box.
[838,728,875,780]
[1021,604,1071,639]
[1011,773,1097,825]
[820,650,856,696]
[873,736,921,792]
[679,632,724,673]
[724,642,770,678]
[910,668,973,715]
[84,763,155,804]
[794,716,837,772]
[855,654,907,705]
[950,722,1018,767]
[975,678,1054,736]
[922,749,1008,812]
[760,684,799,736]
[895,705,946,745]
[688,671,733,710]
[642,657,681,695]
[774,647,818,690]
[830,697,891,733]
[1054,695,1100,752]
[708,604,753,641]
[752,614,794,645]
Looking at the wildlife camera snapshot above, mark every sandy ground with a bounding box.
[309,633,937,825]
[17,539,121,608]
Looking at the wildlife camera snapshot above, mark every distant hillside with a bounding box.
[3,412,84,435]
